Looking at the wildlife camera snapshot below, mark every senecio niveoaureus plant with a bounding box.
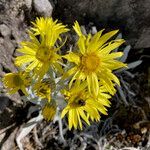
[3,17,127,130]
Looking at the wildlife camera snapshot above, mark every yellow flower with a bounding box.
[63,21,127,96]
[42,101,56,121]
[31,17,69,41]
[15,17,69,80]
[33,78,55,102]
[61,83,111,130]
[3,72,30,95]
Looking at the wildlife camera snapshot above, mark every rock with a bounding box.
[54,0,150,49]
[91,26,97,34]
[33,0,53,17]
[0,0,28,105]
[0,1,5,13]
[25,0,32,9]
[134,28,150,49]
[0,41,17,74]
[1,128,18,150]
[0,24,11,37]
[0,95,10,112]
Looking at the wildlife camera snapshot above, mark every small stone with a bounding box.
[0,37,4,44]
[91,26,97,34]
[141,127,147,134]
[33,0,53,17]
[25,0,32,9]
[0,24,11,37]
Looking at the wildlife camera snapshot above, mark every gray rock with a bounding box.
[25,0,32,9]
[0,95,10,112]
[0,24,11,37]
[0,0,27,104]
[55,0,150,49]
[33,0,53,17]
[135,28,150,49]
[91,26,97,34]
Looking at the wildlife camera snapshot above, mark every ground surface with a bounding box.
[0,0,149,149]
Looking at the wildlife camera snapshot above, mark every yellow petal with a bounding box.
[97,104,108,115]
[62,67,77,79]
[100,76,115,95]
[99,39,125,54]
[17,46,36,55]
[15,55,35,66]
[86,33,92,47]
[86,29,104,52]
[69,70,79,89]
[36,64,49,80]
[53,63,64,74]
[79,109,90,125]
[87,73,99,96]
[73,21,82,36]
[91,73,99,96]
[97,97,111,107]
[21,86,28,95]
[92,29,104,42]
[63,52,80,65]
[87,75,92,94]
[106,71,120,86]
[98,30,119,47]
[69,109,73,130]
[61,107,69,118]
[73,109,78,129]
[76,110,82,130]
[8,87,19,94]
[102,52,123,61]
[26,60,39,71]
[78,36,86,54]
[101,60,127,70]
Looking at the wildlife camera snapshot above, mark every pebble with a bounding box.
[33,0,53,17]
[0,24,11,37]
[91,26,97,34]
[25,0,32,9]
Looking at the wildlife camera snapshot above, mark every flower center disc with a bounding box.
[71,99,86,108]
[36,46,53,63]
[13,75,23,86]
[81,53,100,73]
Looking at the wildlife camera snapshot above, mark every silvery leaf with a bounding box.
[120,45,131,62]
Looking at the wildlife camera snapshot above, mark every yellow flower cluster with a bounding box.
[2,17,127,130]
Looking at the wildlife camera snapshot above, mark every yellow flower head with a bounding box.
[33,78,55,102]
[61,83,111,130]
[31,17,69,42]
[3,72,30,95]
[42,101,57,121]
[15,17,69,79]
[63,21,127,96]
